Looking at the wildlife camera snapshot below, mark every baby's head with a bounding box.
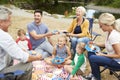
[76,42,85,53]
[17,29,26,40]
[57,34,68,46]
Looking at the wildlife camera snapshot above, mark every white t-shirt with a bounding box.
[17,39,30,51]
[105,30,120,63]
[0,29,29,71]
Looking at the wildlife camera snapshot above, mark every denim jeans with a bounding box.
[0,62,33,80]
[88,52,120,80]
[35,40,53,58]
[71,37,90,53]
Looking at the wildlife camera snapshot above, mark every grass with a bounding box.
[9,15,118,80]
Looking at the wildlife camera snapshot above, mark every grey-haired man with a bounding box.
[0,7,42,80]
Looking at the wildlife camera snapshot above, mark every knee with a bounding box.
[42,52,50,58]
[88,52,95,58]
[25,62,33,71]
[78,38,90,44]
[64,65,68,71]
[77,38,83,43]
[89,55,97,62]
[71,37,77,42]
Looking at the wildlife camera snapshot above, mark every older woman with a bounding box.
[67,6,91,54]
[87,13,120,80]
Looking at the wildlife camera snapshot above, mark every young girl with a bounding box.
[44,34,72,67]
[16,29,32,51]
[64,42,87,79]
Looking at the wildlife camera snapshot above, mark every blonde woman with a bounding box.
[87,13,120,80]
[66,6,91,54]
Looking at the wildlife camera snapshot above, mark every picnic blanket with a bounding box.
[13,60,83,80]
[32,60,83,80]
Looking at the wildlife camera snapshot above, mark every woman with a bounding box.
[66,6,91,54]
[87,13,120,80]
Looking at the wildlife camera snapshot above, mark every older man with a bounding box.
[0,8,42,80]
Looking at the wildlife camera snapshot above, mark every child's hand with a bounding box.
[70,75,78,80]
[64,58,67,61]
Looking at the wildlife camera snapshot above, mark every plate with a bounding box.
[52,57,65,64]
[52,77,63,80]
[85,44,100,53]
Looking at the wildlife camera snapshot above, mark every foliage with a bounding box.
[111,0,120,8]
[0,0,9,4]
[94,0,120,8]
[94,12,120,19]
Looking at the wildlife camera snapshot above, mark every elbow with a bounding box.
[34,37,39,40]
[118,54,120,58]
[116,52,120,58]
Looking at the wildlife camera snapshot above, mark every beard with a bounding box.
[34,18,41,24]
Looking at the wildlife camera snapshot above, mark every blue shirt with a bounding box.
[56,45,67,59]
[27,22,49,49]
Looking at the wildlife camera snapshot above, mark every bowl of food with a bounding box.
[52,57,65,64]
[85,44,100,53]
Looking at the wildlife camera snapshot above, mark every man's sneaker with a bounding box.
[91,76,97,80]
[83,73,93,80]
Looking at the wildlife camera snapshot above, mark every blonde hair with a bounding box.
[99,13,120,32]
[77,42,85,51]
[77,6,86,16]
[114,19,120,32]
[58,34,68,42]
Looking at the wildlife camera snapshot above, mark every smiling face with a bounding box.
[0,8,12,32]
[58,37,66,47]
[75,6,86,19]
[34,12,42,24]
[76,42,85,54]
[57,34,67,48]
[99,23,108,32]
[76,8,83,18]
[0,14,11,32]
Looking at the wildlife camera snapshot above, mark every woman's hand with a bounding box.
[96,52,106,56]
[66,33,74,37]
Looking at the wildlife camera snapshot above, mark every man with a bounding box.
[0,7,42,80]
[27,9,54,59]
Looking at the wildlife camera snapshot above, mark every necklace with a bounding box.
[77,18,83,26]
